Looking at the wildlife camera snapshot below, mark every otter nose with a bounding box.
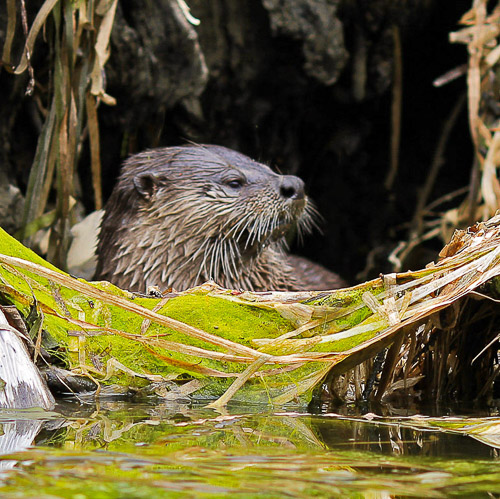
[280,175,305,200]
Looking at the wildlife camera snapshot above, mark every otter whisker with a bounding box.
[246,217,264,248]
[228,240,240,279]
[211,240,221,281]
[183,238,210,266]
[222,240,235,280]
[256,217,267,244]
[305,202,322,227]
[262,216,272,240]
[205,244,216,282]
[224,212,252,240]
[235,217,256,244]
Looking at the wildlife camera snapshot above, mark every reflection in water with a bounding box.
[313,414,499,458]
[0,420,43,472]
[0,400,497,497]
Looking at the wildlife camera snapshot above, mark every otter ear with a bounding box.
[133,173,160,200]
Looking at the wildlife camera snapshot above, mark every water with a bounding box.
[0,399,498,498]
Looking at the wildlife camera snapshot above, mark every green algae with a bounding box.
[79,293,293,376]
[1,221,500,406]
[0,227,392,405]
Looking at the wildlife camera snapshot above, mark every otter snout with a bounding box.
[279,175,305,201]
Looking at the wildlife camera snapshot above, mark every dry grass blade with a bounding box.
[90,0,118,105]
[1,0,17,67]
[206,355,272,408]
[20,105,56,242]
[481,131,500,214]
[3,0,59,74]
[450,2,500,222]
[395,2,500,276]
[5,0,118,266]
[86,94,103,210]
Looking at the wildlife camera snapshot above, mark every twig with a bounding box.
[409,94,467,239]
[374,329,405,402]
[433,64,467,87]
[19,0,35,95]
[385,25,403,191]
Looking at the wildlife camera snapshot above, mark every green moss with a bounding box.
[69,293,297,383]
[0,227,405,404]
[0,227,62,271]
[160,294,292,341]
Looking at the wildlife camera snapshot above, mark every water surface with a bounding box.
[0,399,498,498]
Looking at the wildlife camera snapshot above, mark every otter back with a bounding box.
[94,145,344,292]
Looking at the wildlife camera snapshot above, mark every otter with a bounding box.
[94,145,344,292]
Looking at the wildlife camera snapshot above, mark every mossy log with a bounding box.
[0,214,499,407]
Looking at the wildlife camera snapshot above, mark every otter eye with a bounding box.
[226,179,244,189]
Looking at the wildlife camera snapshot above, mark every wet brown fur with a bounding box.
[95,145,344,292]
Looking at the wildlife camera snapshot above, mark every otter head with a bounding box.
[95,145,317,292]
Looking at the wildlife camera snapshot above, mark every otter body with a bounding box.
[95,145,344,292]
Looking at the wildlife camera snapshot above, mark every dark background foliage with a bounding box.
[0,0,474,282]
